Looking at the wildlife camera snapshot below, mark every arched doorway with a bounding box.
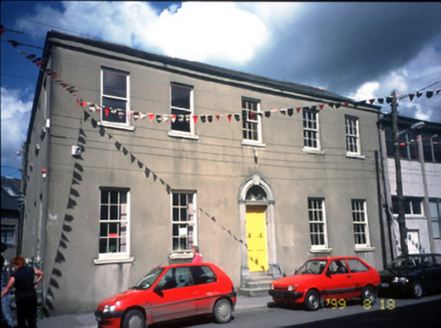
[238,175,280,285]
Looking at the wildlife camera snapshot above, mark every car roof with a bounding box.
[307,256,364,261]
[157,262,216,269]
[395,253,441,258]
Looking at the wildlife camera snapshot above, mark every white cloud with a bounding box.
[17,1,273,65]
[350,81,379,101]
[1,87,33,172]
[149,2,269,63]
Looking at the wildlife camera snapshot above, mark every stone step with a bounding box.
[243,279,273,289]
[239,286,271,297]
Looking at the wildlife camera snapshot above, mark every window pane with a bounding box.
[103,70,127,98]
[102,98,126,123]
[172,85,191,108]
[99,189,129,255]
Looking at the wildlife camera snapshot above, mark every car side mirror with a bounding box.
[154,286,164,297]
[325,270,332,277]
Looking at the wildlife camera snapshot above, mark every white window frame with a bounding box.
[303,108,321,151]
[241,98,264,146]
[352,199,371,248]
[345,115,361,156]
[171,191,197,256]
[430,199,441,239]
[95,188,133,264]
[392,196,424,218]
[169,83,197,139]
[100,67,132,129]
[1,225,15,245]
[308,198,329,251]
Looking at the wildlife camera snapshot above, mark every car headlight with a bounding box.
[103,305,116,313]
[270,284,275,290]
[287,285,297,292]
[392,277,409,284]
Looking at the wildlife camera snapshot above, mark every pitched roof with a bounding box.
[1,176,21,211]
[46,30,361,104]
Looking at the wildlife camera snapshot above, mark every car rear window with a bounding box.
[190,265,217,285]
[347,259,369,273]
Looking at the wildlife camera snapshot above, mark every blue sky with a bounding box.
[2,1,441,178]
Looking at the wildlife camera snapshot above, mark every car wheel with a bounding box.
[304,290,321,311]
[122,309,146,328]
[361,286,376,305]
[213,299,232,323]
[411,281,423,299]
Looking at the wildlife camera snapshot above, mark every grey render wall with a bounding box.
[22,33,383,315]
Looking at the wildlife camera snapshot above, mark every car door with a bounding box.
[190,265,219,315]
[324,259,357,300]
[346,258,375,296]
[149,267,197,323]
[422,255,441,292]
[432,255,441,290]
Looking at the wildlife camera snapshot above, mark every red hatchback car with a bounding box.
[95,263,236,327]
[269,256,380,311]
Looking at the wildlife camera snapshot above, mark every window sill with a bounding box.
[98,122,135,131]
[94,256,134,265]
[169,252,193,260]
[168,131,199,140]
[355,246,375,252]
[241,140,266,148]
[303,148,325,155]
[309,247,333,254]
[346,153,365,160]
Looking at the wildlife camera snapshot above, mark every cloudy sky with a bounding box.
[1,1,441,178]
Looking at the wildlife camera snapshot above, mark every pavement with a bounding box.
[36,295,274,328]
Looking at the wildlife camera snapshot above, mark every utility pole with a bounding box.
[391,90,409,258]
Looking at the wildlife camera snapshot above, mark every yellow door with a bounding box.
[246,206,268,272]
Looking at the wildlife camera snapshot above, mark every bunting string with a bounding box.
[2,29,440,127]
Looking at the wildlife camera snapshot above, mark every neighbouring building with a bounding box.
[21,30,384,315]
[379,115,441,256]
[1,176,22,261]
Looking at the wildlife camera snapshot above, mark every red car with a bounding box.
[269,256,380,311]
[95,263,236,327]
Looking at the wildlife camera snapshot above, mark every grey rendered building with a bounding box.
[22,30,384,315]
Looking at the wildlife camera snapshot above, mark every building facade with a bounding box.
[379,116,441,256]
[22,30,384,315]
[1,176,22,261]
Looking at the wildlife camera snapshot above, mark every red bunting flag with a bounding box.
[193,115,198,124]
[296,107,301,113]
[216,115,221,121]
[369,99,375,105]
[148,113,154,122]
[227,114,232,122]
[319,104,324,110]
[409,93,415,102]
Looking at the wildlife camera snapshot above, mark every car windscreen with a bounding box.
[387,256,421,269]
[132,268,164,290]
[297,260,328,274]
